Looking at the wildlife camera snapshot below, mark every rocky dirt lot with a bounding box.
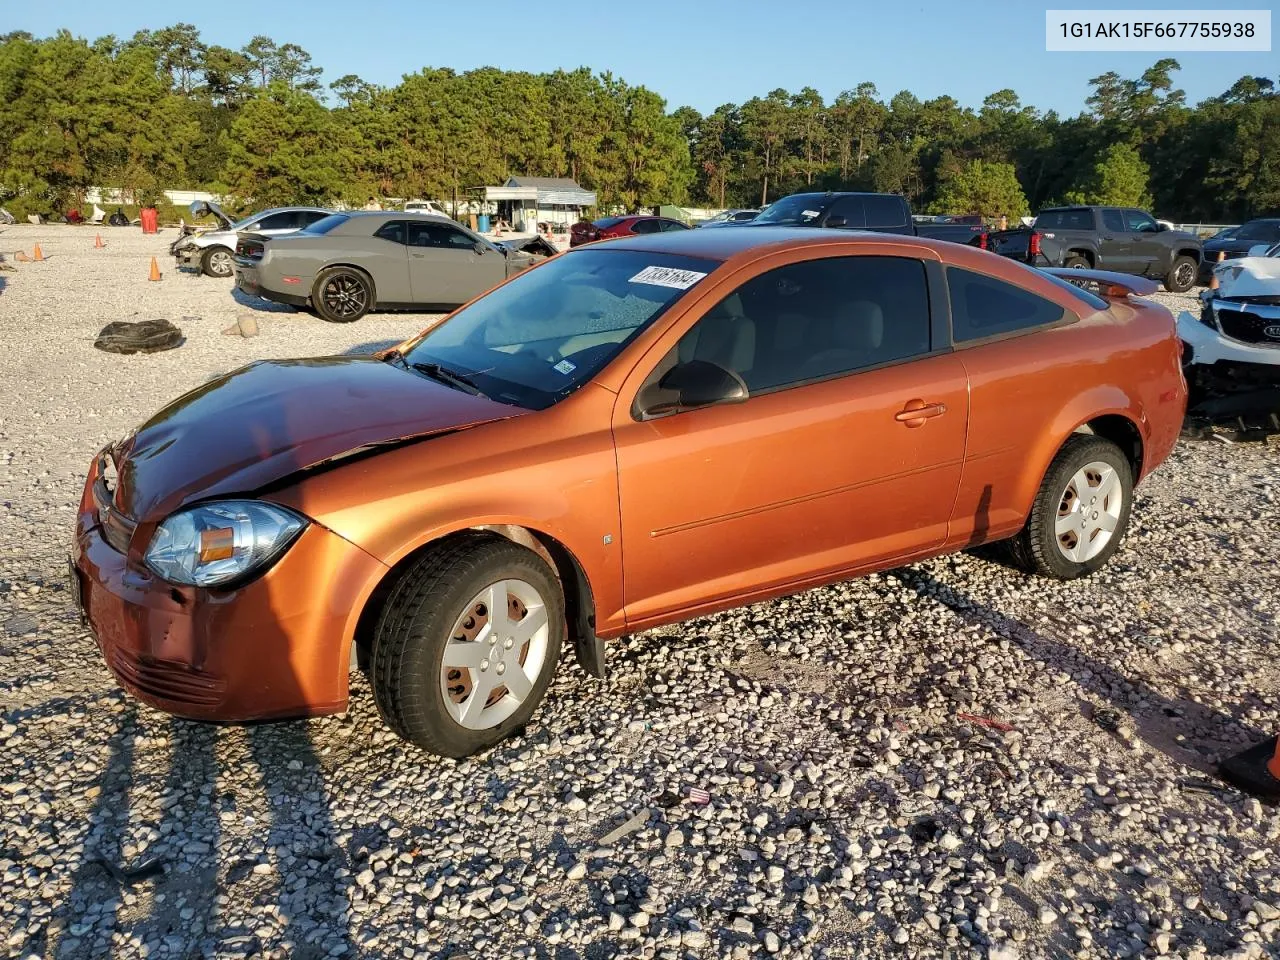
[1,225,1278,960]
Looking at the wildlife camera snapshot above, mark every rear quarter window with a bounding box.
[947,268,1070,342]
[864,195,909,229]
[1037,209,1094,231]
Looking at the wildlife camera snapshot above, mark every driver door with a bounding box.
[1123,209,1163,275]
[611,252,968,628]
[406,221,506,306]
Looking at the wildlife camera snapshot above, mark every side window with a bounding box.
[824,196,865,228]
[1125,210,1158,233]
[864,195,909,229]
[408,221,476,249]
[300,210,329,227]
[374,220,407,245]
[631,219,661,234]
[947,268,1069,342]
[1101,209,1127,233]
[659,219,687,232]
[255,212,296,231]
[639,256,932,409]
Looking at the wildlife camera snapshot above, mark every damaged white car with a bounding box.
[1177,241,1280,428]
[170,201,332,278]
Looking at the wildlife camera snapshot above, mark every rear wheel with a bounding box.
[1009,436,1133,580]
[312,267,373,323]
[1063,254,1090,270]
[1164,255,1197,293]
[201,246,234,278]
[370,536,564,757]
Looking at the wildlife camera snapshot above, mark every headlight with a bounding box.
[144,500,306,587]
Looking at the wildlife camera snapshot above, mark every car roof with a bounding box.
[588,226,963,262]
[253,206,330,215]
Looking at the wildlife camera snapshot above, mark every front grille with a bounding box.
[109,647,226,706]
[1215,307,1280,346]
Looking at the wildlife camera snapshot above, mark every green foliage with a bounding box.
[1065,143,1153,208]
[929,160,1028,217]
[0,27,1274,222]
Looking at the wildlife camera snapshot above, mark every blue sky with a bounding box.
[8,0,1275,115]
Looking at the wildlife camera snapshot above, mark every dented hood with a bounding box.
[111,357,524,522]
[1216,255,1280,299]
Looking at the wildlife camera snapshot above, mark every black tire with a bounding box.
[1008,435,1134,580]
[200,246,234,278]
[312,267,373,323]
[370,536,564,757]
[1164,255,1197,293]
[1063,254,1090,270]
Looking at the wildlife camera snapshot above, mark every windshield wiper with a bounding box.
[411,361,483,396]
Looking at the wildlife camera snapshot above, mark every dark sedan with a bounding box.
[1200,218,1280,282]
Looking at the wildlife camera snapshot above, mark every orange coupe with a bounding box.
[71,229,1186,756]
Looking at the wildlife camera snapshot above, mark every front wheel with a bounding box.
[370,536,564,757]
[1164,255,1197,293]
[312,267,373,323]
[1063,255,1090,270]
[201,246,234,278]
[1008,436,1133,580]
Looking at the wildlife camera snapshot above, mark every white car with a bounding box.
[403,199,447,216]
[171,201,332,277]
[1177,241,1280,425]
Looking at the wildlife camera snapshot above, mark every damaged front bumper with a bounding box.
[1177,301,1280,368]
[70,452,385,722]
[1177,301,1280,423]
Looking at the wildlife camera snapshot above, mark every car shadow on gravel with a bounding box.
[231,288,300,314]
[890,568,1265,776]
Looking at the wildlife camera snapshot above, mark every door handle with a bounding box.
[895,400,948,427]
[1102,235,1114,240]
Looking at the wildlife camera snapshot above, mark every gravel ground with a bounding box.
[1,225,1279,960]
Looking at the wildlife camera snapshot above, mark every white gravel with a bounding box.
[2,225,1279,960]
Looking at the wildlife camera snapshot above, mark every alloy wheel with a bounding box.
[322,274,368,319]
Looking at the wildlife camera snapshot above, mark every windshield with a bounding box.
[754,195,828,225]
[304,213,350,235]
[229,213,258,231]
[402,249,720,410]
[1235,220,1280,242]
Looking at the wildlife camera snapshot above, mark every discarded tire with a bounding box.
[93,319,184,354]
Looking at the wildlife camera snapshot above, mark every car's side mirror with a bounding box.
[473,241,487,255]
[825,215,847,228]
[1248,243,1271,257]
[642,359,748,417]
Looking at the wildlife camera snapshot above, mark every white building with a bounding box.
[471,176,597,232]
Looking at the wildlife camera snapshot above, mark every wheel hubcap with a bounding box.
[210,251,232,275]
[1175,263,1193,287]
[1055,460,1123,563]
[323,275,367,317]
[440,579,549,730]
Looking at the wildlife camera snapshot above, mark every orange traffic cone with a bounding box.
[1220,734,1280,799]
[94,234,105,249]
[32,244,45,262]
[1209,250,1225,290]
[14,250,30,263]
[148,257,162,281]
